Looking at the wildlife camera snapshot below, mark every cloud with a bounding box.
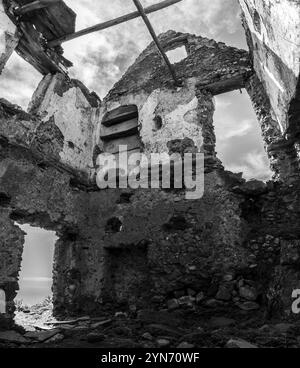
[21,277,52,283]
[62,0,246,98]
[221,118,254,139]
[0,53,40,109]
[225,151,272,181]
[1,1,273,306]
[0,0,246,107]
[214,90,272,181]
[0,0,271,182]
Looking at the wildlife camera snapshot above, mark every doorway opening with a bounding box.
[214,90,272,182]
[14,224,58,329]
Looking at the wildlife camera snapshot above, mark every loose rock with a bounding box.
[226,338,258,348]
[177,341,195,348]
[157,339,170,348]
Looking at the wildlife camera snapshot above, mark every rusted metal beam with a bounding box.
[14,0,61,16]
[48,0,183,47]
[132,0,180,86]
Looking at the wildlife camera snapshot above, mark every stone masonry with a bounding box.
[0,0,300,331]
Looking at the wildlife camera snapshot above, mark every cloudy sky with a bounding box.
[2,0,272,305]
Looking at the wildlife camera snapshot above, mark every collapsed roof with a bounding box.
[3,0,76,74]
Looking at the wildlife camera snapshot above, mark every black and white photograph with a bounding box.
[0,0,300,357]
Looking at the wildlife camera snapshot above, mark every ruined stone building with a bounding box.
[0,0,300,330]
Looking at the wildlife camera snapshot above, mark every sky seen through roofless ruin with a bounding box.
[0,0,272,305]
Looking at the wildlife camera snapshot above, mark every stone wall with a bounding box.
[240,0,300,180]
[0,210,24,328]
[239,0,300,133]
[0,26,300,329]
[29,73,101,180]
[102,31,252,173]
[66,31,266,314]
[236,179,300,317]
[246,74,300,180]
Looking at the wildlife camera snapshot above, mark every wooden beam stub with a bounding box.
[132,0,181,86]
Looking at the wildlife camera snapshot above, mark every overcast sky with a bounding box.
[3,0,272,305]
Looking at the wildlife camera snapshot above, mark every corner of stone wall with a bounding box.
[246,74,300,181]
[27,72,102,182]
[0,210,25,329]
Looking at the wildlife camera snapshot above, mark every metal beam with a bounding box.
[14,0,61,16]
[48,0,183,47]
[132,0,180,86]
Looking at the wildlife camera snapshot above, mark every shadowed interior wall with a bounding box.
[0,24,300,327]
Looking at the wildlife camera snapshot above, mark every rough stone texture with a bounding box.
[101,31,251,173]
[246,74,300,180]
[29,73,101,180]
[106,30,252,100]
[239,0,300,133]
[0,0,19,74]
[226,338,258,348]
[0,21,300,330]
[240,0,300,180]
[0,210,24,328]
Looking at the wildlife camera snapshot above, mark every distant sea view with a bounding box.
[17,277,53,306]
[15,224,57,306]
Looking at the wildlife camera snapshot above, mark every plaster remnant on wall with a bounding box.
[138,87,202,155]
[240,0,300,74]
[239,0,300,132]
[29,73,101,178]
[101,31,251,174]
[263,64,285,95]
[240,0,300,180]
[2,23,300,326]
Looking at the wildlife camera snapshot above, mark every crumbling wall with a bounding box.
[240,0,300,180]
[1,24,300,328]
[0,99,98,320]
[100,82,204,161]
[0,209,24,329]
[235,179,300,317]
[0,31,258,321]
[86,30,300,316]
[102,31,252,171]
[29,73,101,180]
[246,74,300,180]
[239,0,300,133]
[0,0,19,74]
[88,31,263,312]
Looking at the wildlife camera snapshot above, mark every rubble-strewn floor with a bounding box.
[1,302,300,348]
[14,300,56,332]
